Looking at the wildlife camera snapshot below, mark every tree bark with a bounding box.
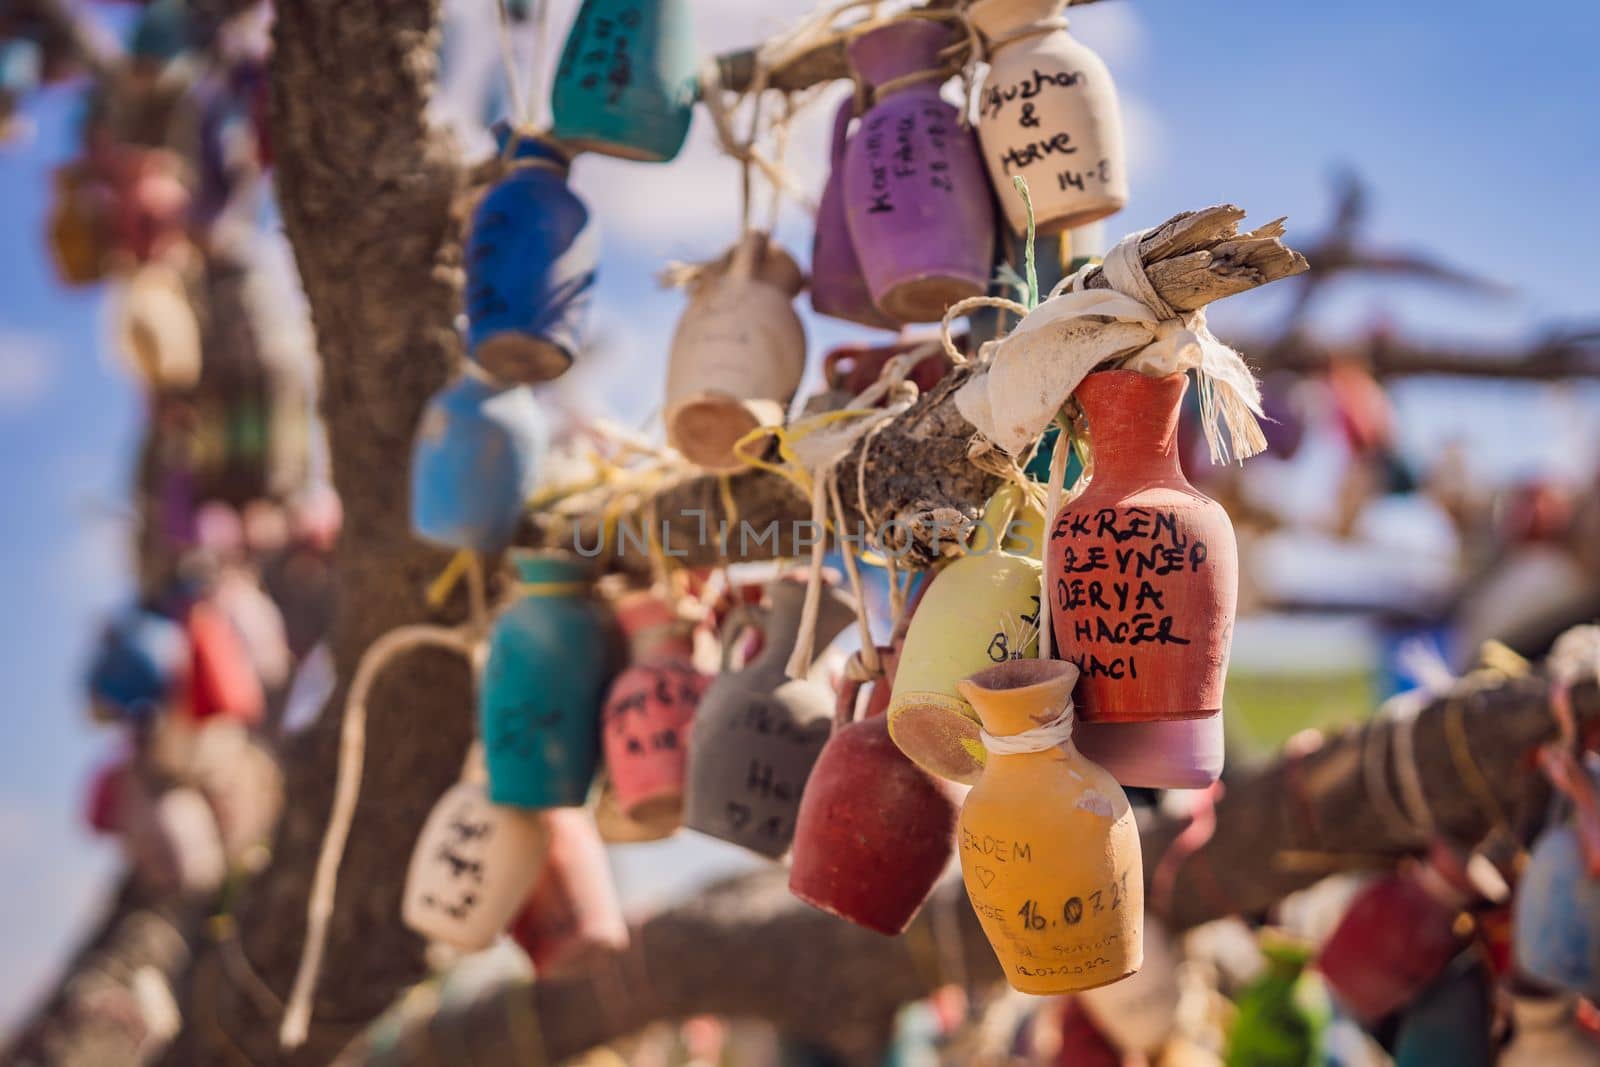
[160,2,477,1063]
[523,208,1308,575]
[334,647,1600,1067]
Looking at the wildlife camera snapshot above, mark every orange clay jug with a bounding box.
[956,658,1142,994]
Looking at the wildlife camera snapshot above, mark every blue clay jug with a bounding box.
[409,373,547,553]
[1392,955,1494,1067]
[88,607,188,723]
[480,552,613,808]
[1515,817,1600,997]
[550,0,696,162]
[466,126,598,383]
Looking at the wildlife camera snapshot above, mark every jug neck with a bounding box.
[848,20,951,91]
[509,550,594,589]
[957,658,1079,738]
[758,581,855,672]
[1075,369,1188,486]
[967,0,1069,48]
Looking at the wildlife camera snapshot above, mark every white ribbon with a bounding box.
[955,229,1268,464]
[979,697,1077,755]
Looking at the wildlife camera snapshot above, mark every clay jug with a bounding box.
[811,99,895,329]
[85,756,128,835]
[112,261,201,390]
[1080,915,1182,1053]
[685,580,854,858]
[1224,938,1326,1067]
[1392,955,1494,1067]
[1073,713,1225,790]
[789,646,961,935]
[601,590,708,825]
[510,807,629,974]
[465,126,597,383]
[120,780,227,897]
[1515,819,1600,997]
[1048,370,1238,723]
[48,163,113,286]
[888,485,1043,785]
[184,597,266,726]
[664,233,806,471]
[1317,844,1476,1023]
[842,20,995,323]
[956,659,1142,994]
[1052,999,1122,1067]
[967,0,1127,234]
[480,552,611,809]
[1500,994,1600,1067]
[87,606,188,723]
[401,745,548,951]
[550,0,696,162]
[594,773,677,843]
[824,340,951,402]
[410,374,548,553]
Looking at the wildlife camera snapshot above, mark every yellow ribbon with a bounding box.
[513,581,592,599]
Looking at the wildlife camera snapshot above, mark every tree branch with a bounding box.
[338,631,1600,1067]
[523,206,1308,574]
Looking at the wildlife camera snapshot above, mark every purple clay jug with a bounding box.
[842,20,995,324]
[811,98,894,329]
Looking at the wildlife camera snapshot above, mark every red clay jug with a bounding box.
[601,590,708,826]
[789,645,962,935]
[1048,370,1238,723]
[510,808,629,975]
[184,598,266,726]
[1316,843,1476,1024]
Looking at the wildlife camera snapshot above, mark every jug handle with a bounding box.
[834,645,895,729]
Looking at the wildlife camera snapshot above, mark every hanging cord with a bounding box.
[1037,412,1071,660]
[524,0,551,130]
[279,622,478,1048]
[492,0,530,127]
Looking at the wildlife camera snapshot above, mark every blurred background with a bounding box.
[0,0,1597,1039]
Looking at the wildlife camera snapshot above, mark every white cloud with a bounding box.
[0,332,58,415]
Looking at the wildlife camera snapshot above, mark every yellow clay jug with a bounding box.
[957,658,1143,994]
[888,485,1043,784]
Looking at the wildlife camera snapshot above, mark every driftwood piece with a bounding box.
[524,206,1308,573]
[337,637,1600,1067]
[715,0,1106,95]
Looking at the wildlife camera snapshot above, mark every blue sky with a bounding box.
[1,0,1597,1030]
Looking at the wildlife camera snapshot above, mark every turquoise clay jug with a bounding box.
[480,552,613,808]
[550,0,696,162]
[409,374,547,553]
[1392,955,1494,1067]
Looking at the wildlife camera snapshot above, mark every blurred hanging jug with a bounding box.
[480,552,612,809]
[1048,370,1237,724]
[1515,807,1600,998]
[664,233,806,470]
[967,0,1127,234]
[956,659,1143,993]
[410,374,548,553]
[810,98,895,329]
[1392,955,1495,1067]
[842,19,995,323]
[601,590,708,828]
[510,807,629,974]
[466,125,597,383]
[1317,843,1477,1023]
[88,606,189,723]
[789,642,961,935]
[1500,993,1600,1066]
[686,580,853,858]
[550,0,697,162]
[888,486,1043,785]
[402,744,549,951]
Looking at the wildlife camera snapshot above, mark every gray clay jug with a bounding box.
[685,580,855,859]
